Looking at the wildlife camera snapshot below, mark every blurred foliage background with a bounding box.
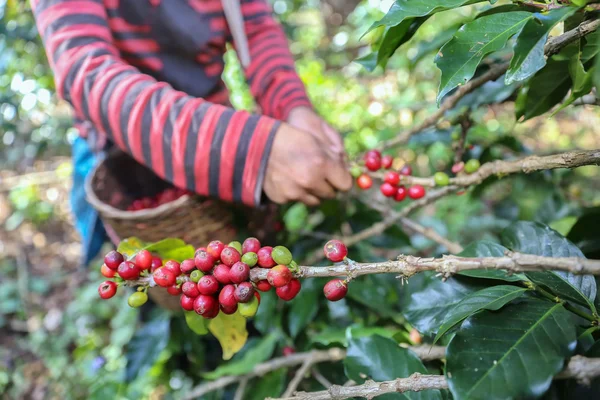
[1,0,599,399]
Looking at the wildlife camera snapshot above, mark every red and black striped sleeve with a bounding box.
[240,0,313,121]
[31,0,279,206]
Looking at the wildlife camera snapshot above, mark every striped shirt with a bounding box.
[31,0,312,206]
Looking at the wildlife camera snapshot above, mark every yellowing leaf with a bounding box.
[117,237,147,259]
[208,311,249,360]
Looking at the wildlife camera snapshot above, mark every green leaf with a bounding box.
[434,285,528,343]
[284,203,308,232]
[117,237,147,259]
[552,40,596,114]
[184,311,209,335]
[436,11,533,102]
[506,7,578,84]
[582,30,600,62]
[355,52,378,72]
[446,298,577,400]
[311,326,402,347]
[568,207,600,259]
[344,335,443,400]
[246,369,286,400]
[376,18,426,68]
[458,240,527,282]
[203,331,279,379]
[501,221,597,311]
[144,238,195,262]
[347,274,398,317]
[287,279,319,338]
[125,312,170,382]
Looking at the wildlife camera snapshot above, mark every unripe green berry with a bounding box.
[238,296,259,318]
[228,241,243,254]
[464,159,481,174]
[451,131,460,141]
[350,165,363,178]
[241,252,258,267]
[272,246,293,265]
[128,292,148,308]
[434,172,450,186]
[190,270,204,282]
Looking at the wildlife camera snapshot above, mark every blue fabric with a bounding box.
[70,136,108,267]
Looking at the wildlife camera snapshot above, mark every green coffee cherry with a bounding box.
[350,165,363,178]
[272,246,293,265]
[190,270,204,282]
[241,252,258,267]
[128,292,148,308]
[239,296,259,318]
[451,131,460,141]
[464,159,481,174]
[434,172,450,186]
[228,241,242,254]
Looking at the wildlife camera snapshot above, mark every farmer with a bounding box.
[31,0,352,265]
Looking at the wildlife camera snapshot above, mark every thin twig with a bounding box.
[399,217,464,254]
[311,366,333,389]
[454,116,472,164]
[233,378,248,400]
[283,358,314,397]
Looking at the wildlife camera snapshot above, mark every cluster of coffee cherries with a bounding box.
[126,187,191,211]
[352,150,425,201]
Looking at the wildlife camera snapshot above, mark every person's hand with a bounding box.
[263,122,352,206]
[287,106,345,159]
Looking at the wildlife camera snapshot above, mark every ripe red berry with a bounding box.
[324,279,348,301]
[221,246,241,267]
[323,239,348,263]
[151,256,163,272]
[452,162,464,174]
[213,264,232,284]
[242,237,261,254]
[283,346,295,356]
[235,282,255,303]
[180,294,195,311]
[207,240,225,259]
[98,281,117,299]
[153,267,176,287]
[220,303,238,315]
[256,280,272,292]
[275,279,301,301]
[117,261,140,280]
[230,262,250,284]
[135,249,152,270]
[365,156,381,171]
[400,165,412,176]
[197,275,219,295]
[394,186,407,202]
[219,284,238,308]
[104,250,124,270]
[364,150,381,160]
[164,260,181,276]
[408,185,426,199]
[101,264,116,278]
[181,259,196,274]
[194,294,219,318]
[182,281,200,298]
[254,291,261,303]
[167,285,182,295]
[384,171,400,186]
[381,155,393,169]
[356,174,373,190]
[267,265,293,288]
[380,182,396,197]
[257,246,276,268]
[195,249,216,273]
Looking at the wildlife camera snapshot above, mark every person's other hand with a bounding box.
[263,122,352,206]
[287,106,345,159]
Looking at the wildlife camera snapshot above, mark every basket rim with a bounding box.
[84,151,195,220]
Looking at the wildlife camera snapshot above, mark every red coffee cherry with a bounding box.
[408,185,426,199]
[242,237,261,254]
[365,156,381,172]
[384,171,400,186]
[400,165,412,176]
[104,250,124,270]
[213,264,232,284]
[230,262,250,284]
[182,281,200,298]
[452,161,464,174]
[364,150,381,160]
[181,259,196,274]
[257,246,276,268]
[220,303,238,315]
[167,285,182,296]
[164,260,182,276]
[135,249,152,270]
[356,174,373,190]
[394,186,407,202]
[151,256,163,272]
[380,182,396,197]
[324,279,348,301]
[117,261,141,280]
[153,267,176,287]
[234,282,255,303]
[275,279,301,301]
[207,240,226,259]
[256,280,272,292]
[195,249,216,273]
[219,284,238,308]
[98,281,117,299]
[267,265,293,288]
[283,346,295,356]
[180,294,195,311]
[381,155,393,169]
[220,246,241,267]
[197,275,219,295]
[101,264,116,278]
[194,294,219,318]
[323,240,348,263]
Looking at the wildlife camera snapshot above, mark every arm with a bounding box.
[32,0,279,206]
